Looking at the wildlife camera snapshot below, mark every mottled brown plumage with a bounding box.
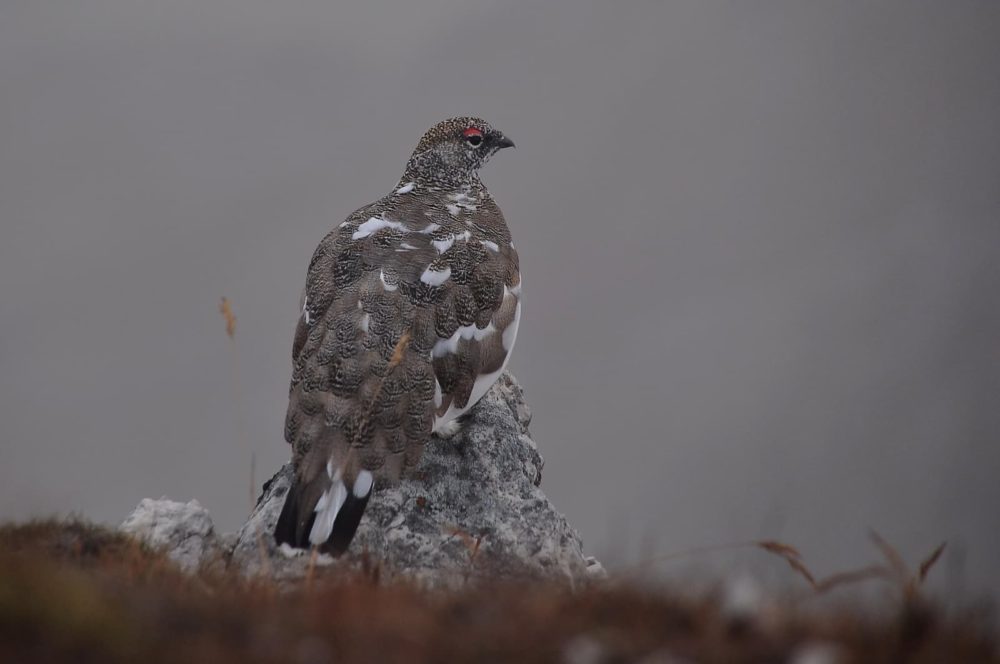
[275,117,520,553]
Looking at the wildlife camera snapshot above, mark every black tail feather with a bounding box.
[325,491,371,556]
[273,473,370,556]
[273,478,305,547]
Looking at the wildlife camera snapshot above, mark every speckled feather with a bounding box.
[279,118,520,549]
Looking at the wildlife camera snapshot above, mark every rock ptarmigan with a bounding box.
[274,117,520,555]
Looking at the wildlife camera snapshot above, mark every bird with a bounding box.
[274,117,520,555]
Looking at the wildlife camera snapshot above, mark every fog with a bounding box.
[2,1,998,599]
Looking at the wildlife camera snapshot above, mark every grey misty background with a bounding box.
[1,1,998,596]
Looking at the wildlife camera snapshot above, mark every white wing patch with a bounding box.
[352,216,408,241]
[432,230,472,254]
[395,182,415,194]
[432,237,454,253]
[432,322,496,359]
[420,265,451,286]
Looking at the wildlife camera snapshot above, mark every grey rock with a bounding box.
[231,372,596,585]
[120,497,221,572]
[584,556,608,580]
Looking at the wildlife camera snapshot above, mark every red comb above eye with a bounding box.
[462,127,483,137]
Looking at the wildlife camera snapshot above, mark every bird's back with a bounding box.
[277,176,520,551]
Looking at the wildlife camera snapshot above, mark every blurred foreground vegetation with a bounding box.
[0,520,995,663]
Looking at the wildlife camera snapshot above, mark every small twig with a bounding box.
[618,540,773,578]
[305,547,319,590]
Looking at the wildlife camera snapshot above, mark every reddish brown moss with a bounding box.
[0,520,995,664]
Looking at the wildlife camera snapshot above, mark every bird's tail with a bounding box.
[274,461,374,556]
[276,330,411,554]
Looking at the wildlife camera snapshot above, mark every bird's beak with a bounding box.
[496,134,516,149]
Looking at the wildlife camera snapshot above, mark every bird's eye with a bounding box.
[462,128,484,147]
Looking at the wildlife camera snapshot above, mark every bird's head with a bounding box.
[404,117,515,186]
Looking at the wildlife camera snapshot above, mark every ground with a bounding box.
[0,520,995,663]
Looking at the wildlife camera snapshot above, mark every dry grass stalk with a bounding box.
[298,330,416,566]
[218,296,236,339]
[756,533,948,599]
[441,525,484,585]
[624,534,948,602]
[812,566,891,594]
[246,452,273,581]
[353,330,411,445]
[389,330,411,367]
[443,525,484,565]
[620,541,763,576]
[305,548,320,591]
[336,330,413,481]
[756,540,803,560]
[869,530,909,581]
[758,539,892,595]
[360,548,382,585]
[217,296,272,580]
[867,530,946,600]
[917,542,947,585]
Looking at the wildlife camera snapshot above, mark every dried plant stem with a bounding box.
[305,547,319,591]
[219,296,271,579]
[341,330,412,477]
[619,540,772,578]
[620,534,947,600]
